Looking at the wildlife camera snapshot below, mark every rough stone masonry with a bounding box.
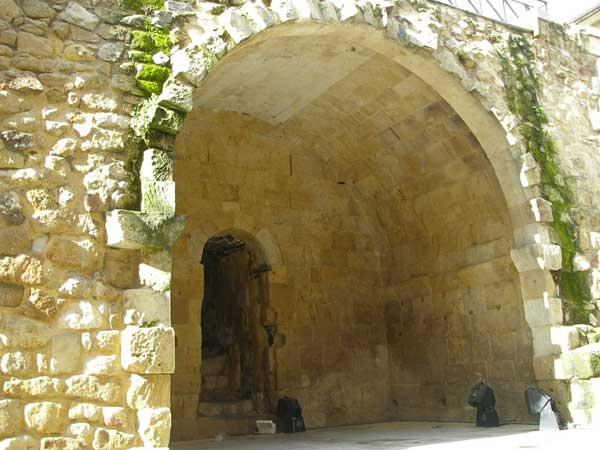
[1,0,600,448]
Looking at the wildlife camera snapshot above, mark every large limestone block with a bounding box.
[0,399,23,437]
[0,255,44,285]
[65,375,121,403]
[3,377,65,397]
[559,343,600,379]
[106,210,185,250]
[218,9,253,44]
[137,408,171,447]
[57,2,99,31]
[0,316,51,348]
[24,402,65,434]
[124,288,170,327]
[0,436,38,450]
[45,237,101,272]
[50,334,81,374]
[126,374,170,409]
[510,244,562,272]
[56,300,106,330]
[531,326,586,357]
[121,326,175,374]
[92,428,135,450]
[524,297,563,327]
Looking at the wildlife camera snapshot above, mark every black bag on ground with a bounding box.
[467,383,500,428]
[277,397,306,433]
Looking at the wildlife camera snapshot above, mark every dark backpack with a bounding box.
[277,397,306,433]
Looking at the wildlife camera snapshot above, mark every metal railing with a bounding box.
[432,0,548,26]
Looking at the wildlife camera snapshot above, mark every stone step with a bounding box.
[198,399,254,417]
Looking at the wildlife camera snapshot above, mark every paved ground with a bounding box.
[171,421,599,450]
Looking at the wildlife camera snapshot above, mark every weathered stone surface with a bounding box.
[0,224,30,255]
[0,351,35,376]
[0,191,25,225]
[0,436,38,450]
[22,0,56,19]
[0,316,50,348]
[45,238,101,272]
[106,210,185,250]
[50,334,81,374]
[0,0,22,23]
[103,247,139,289]
[137,408,171,447]
[24,402,65,434]
[0,283,23,307]
[4,377,65,397]
[58,273,91,299]
[0,399,22,437]
[92,428,135,450]
[121,326,175,374]
[68,402,101,422]
[83,355,119,376]
[98,42,124,62]
[8,76,44,94]
[40,438,85,450]
[58,2,100,31]
[126,374,170,410]
[0,255,43,285]
[510,244,563,272]
[17,32,54,58]
[0,131,33,153]
[124,288,170,327]
[524,297,564,327]
[0,148,25,169]
[31,209,102,240]
[26,288,60,318]
[158,78,193,112]
[102,406,127,428]
[65,375,121,403]
[64,43,95,61]
[56,301,106,330]
[81,93,117,111]
[65,423,94,444]
[170,44,211,87]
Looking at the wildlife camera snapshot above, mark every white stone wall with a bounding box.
[0,0,599,447]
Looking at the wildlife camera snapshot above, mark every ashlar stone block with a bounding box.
[137,407,171,447]
[127,374,170,410]
[510,244,562,272]
[124,288,170,327]
[24,402,65,434]
[524,297,563,327]
[121,326,175,374]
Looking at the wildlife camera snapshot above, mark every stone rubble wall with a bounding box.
[0,0,597,447]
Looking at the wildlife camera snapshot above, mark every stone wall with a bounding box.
[0,0,599,448]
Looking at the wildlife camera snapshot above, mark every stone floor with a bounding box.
[171,421,599,450]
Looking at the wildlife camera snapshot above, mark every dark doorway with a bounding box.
[199,233,272,423]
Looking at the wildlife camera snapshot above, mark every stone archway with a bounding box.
[165,21,542,441]
[105,1,588,444]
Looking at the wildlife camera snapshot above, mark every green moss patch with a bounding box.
[119,0,164,13]
[500,35,590,323]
